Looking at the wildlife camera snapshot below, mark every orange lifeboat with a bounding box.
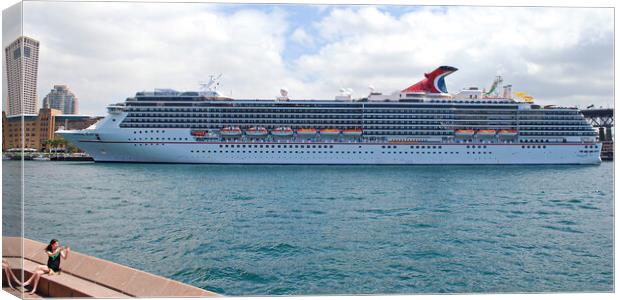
[297,128,317,135]
[320,128,340,135]
[220,126,242,136]
[477,129,497,136]
[343,128,363,136]
[191,130,207,137]
[454,129,475,136]
[245,126,268,136]
[272,127,294,136]
[498,129,518,136]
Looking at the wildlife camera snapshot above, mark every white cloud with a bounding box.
[15,3,615,115]
[291,27,314,46]
[23,1,298,115]
[295,6,613,106]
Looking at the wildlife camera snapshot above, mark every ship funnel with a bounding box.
[502,85,512,99]
[401,66,458,94]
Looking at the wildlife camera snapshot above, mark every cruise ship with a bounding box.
[57,66,601,164]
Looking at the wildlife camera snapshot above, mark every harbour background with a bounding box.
[2,161,614,295]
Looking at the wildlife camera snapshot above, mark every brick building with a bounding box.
[2,108,101,151]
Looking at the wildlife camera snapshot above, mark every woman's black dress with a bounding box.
[47,251,61,272]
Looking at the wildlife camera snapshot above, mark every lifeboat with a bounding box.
[343,128,363,136]
[297,128,317,135]
[191,130,207,137]
[245,126,268,136]
[477,129,497,136]
[320,128,340,135]
[220,126,242,136]
[498,129,518,136]
[454,129,475,136]
[271,127,294,136]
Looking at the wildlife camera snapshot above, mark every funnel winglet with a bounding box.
[401,66,458,94]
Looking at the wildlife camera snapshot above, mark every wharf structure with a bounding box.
[581,108,614,161]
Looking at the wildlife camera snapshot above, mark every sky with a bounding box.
[1,1,614,116]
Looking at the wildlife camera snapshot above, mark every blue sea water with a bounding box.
[2,161,614,295]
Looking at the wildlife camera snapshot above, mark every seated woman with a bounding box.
[2,259,22,289]
[21,239,70,295]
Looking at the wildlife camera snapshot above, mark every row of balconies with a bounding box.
[120,116,586,125]
[122,110,585,120]
[117,122,597,137]
[119,118,593,129]
[117,121,594,133]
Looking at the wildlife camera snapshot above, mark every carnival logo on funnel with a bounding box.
[401,66,458,94]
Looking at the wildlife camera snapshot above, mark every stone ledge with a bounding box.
[3,237,220,298]
[4,257,127,298]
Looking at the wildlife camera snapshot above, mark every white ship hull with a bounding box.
[58,128,601,165]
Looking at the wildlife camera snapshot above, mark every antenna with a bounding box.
[277,87,290,101]
[199,73,223,92]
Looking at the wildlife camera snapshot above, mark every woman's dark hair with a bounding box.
[46,239,58,252]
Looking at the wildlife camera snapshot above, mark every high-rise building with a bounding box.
[43,85,78,114]
[4,36,40,116]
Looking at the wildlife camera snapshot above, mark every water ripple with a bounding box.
[7,161,613,295]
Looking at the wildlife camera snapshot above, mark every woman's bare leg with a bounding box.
[8,267,22,285]
[3,264,15,289]
[21,266,48,287]
[28,272,43,295]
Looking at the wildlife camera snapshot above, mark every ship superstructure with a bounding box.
[57,66,601,164]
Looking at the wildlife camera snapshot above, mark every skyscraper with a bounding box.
[43,85,78,114]
[4,36,40,116]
